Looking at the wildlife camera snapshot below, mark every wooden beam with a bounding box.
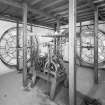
[87,0,96,11]
[94,7,98,84]
[31,0,42,6]
[0,0,57,21]
[40,0,63,10]
[16,21,20,72]
[77,8,92,14]
[77,3,90,10]
[47,3,68,14]
[94,0,104,3]
[77,16,94,22]
[47,2,90,15]
[69,0,76,105]
[23,3,28,87]
[77,17,94,22]
[51,8,68,15]
[57,10,68,15]
[45,19,56,23]
[35,17,54,21]
[80,22,82,66]
[56,16,60,55]
[77,12,93,17]
[97,3,105,8]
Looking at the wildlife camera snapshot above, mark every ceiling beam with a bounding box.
[40,0,63,10]
[87,0,105,20]
[48,5,68,14]
[0,0,57,21]
[47,3,68,13]
[31,0,42,6]
[0,0,68,25]
[77,8,92,14]
[78,15,94,19]
[77,16,94,22]
[87,0,96,11]
[77,12,93,17]
[57,10,68,15]
[37,18,55,21]
[97,3,105,8]
[77,18,93,22]
[77,3,90,10]
[94,0,104,3]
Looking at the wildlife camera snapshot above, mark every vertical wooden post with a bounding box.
[94,8,98,84]
[16,21,19,72]
[56,16,60,33]
[30,36,33,67]
[30,24,33,32]
[23,3,28,87]
[30,24,33,67]
[80,22,82,66]
[54,23,57,55]
[69,0,76,105]
[56,16,60,55]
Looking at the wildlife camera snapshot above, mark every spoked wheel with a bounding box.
[0,27,38,68]
[44,61,57,77]
[77,29,105,65]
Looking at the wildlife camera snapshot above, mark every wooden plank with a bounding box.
[77,8,92,14]
[47,3,68,13]
[51,8,68,15]
[77,16,94,22]
[31,0,42,6]
[36,17,55,21]
[77,17,94,22]
[87,0,96,11]
[40,0,63,10]
[69,0,76,105]
[0,0,57,21]
[57,10,68,15]
[94,0,104,3]
[16,21,20,72]
[77,12,93,17]
[94,7,98,84]
[22,3,28,87]
[62,8,92,19]
[77,3,90,9]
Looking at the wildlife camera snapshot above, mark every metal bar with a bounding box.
[94,7,98,84]
[23,3,28,87]
[80,22,82,66]
[69,0,76,105]
[16,21,20,72]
